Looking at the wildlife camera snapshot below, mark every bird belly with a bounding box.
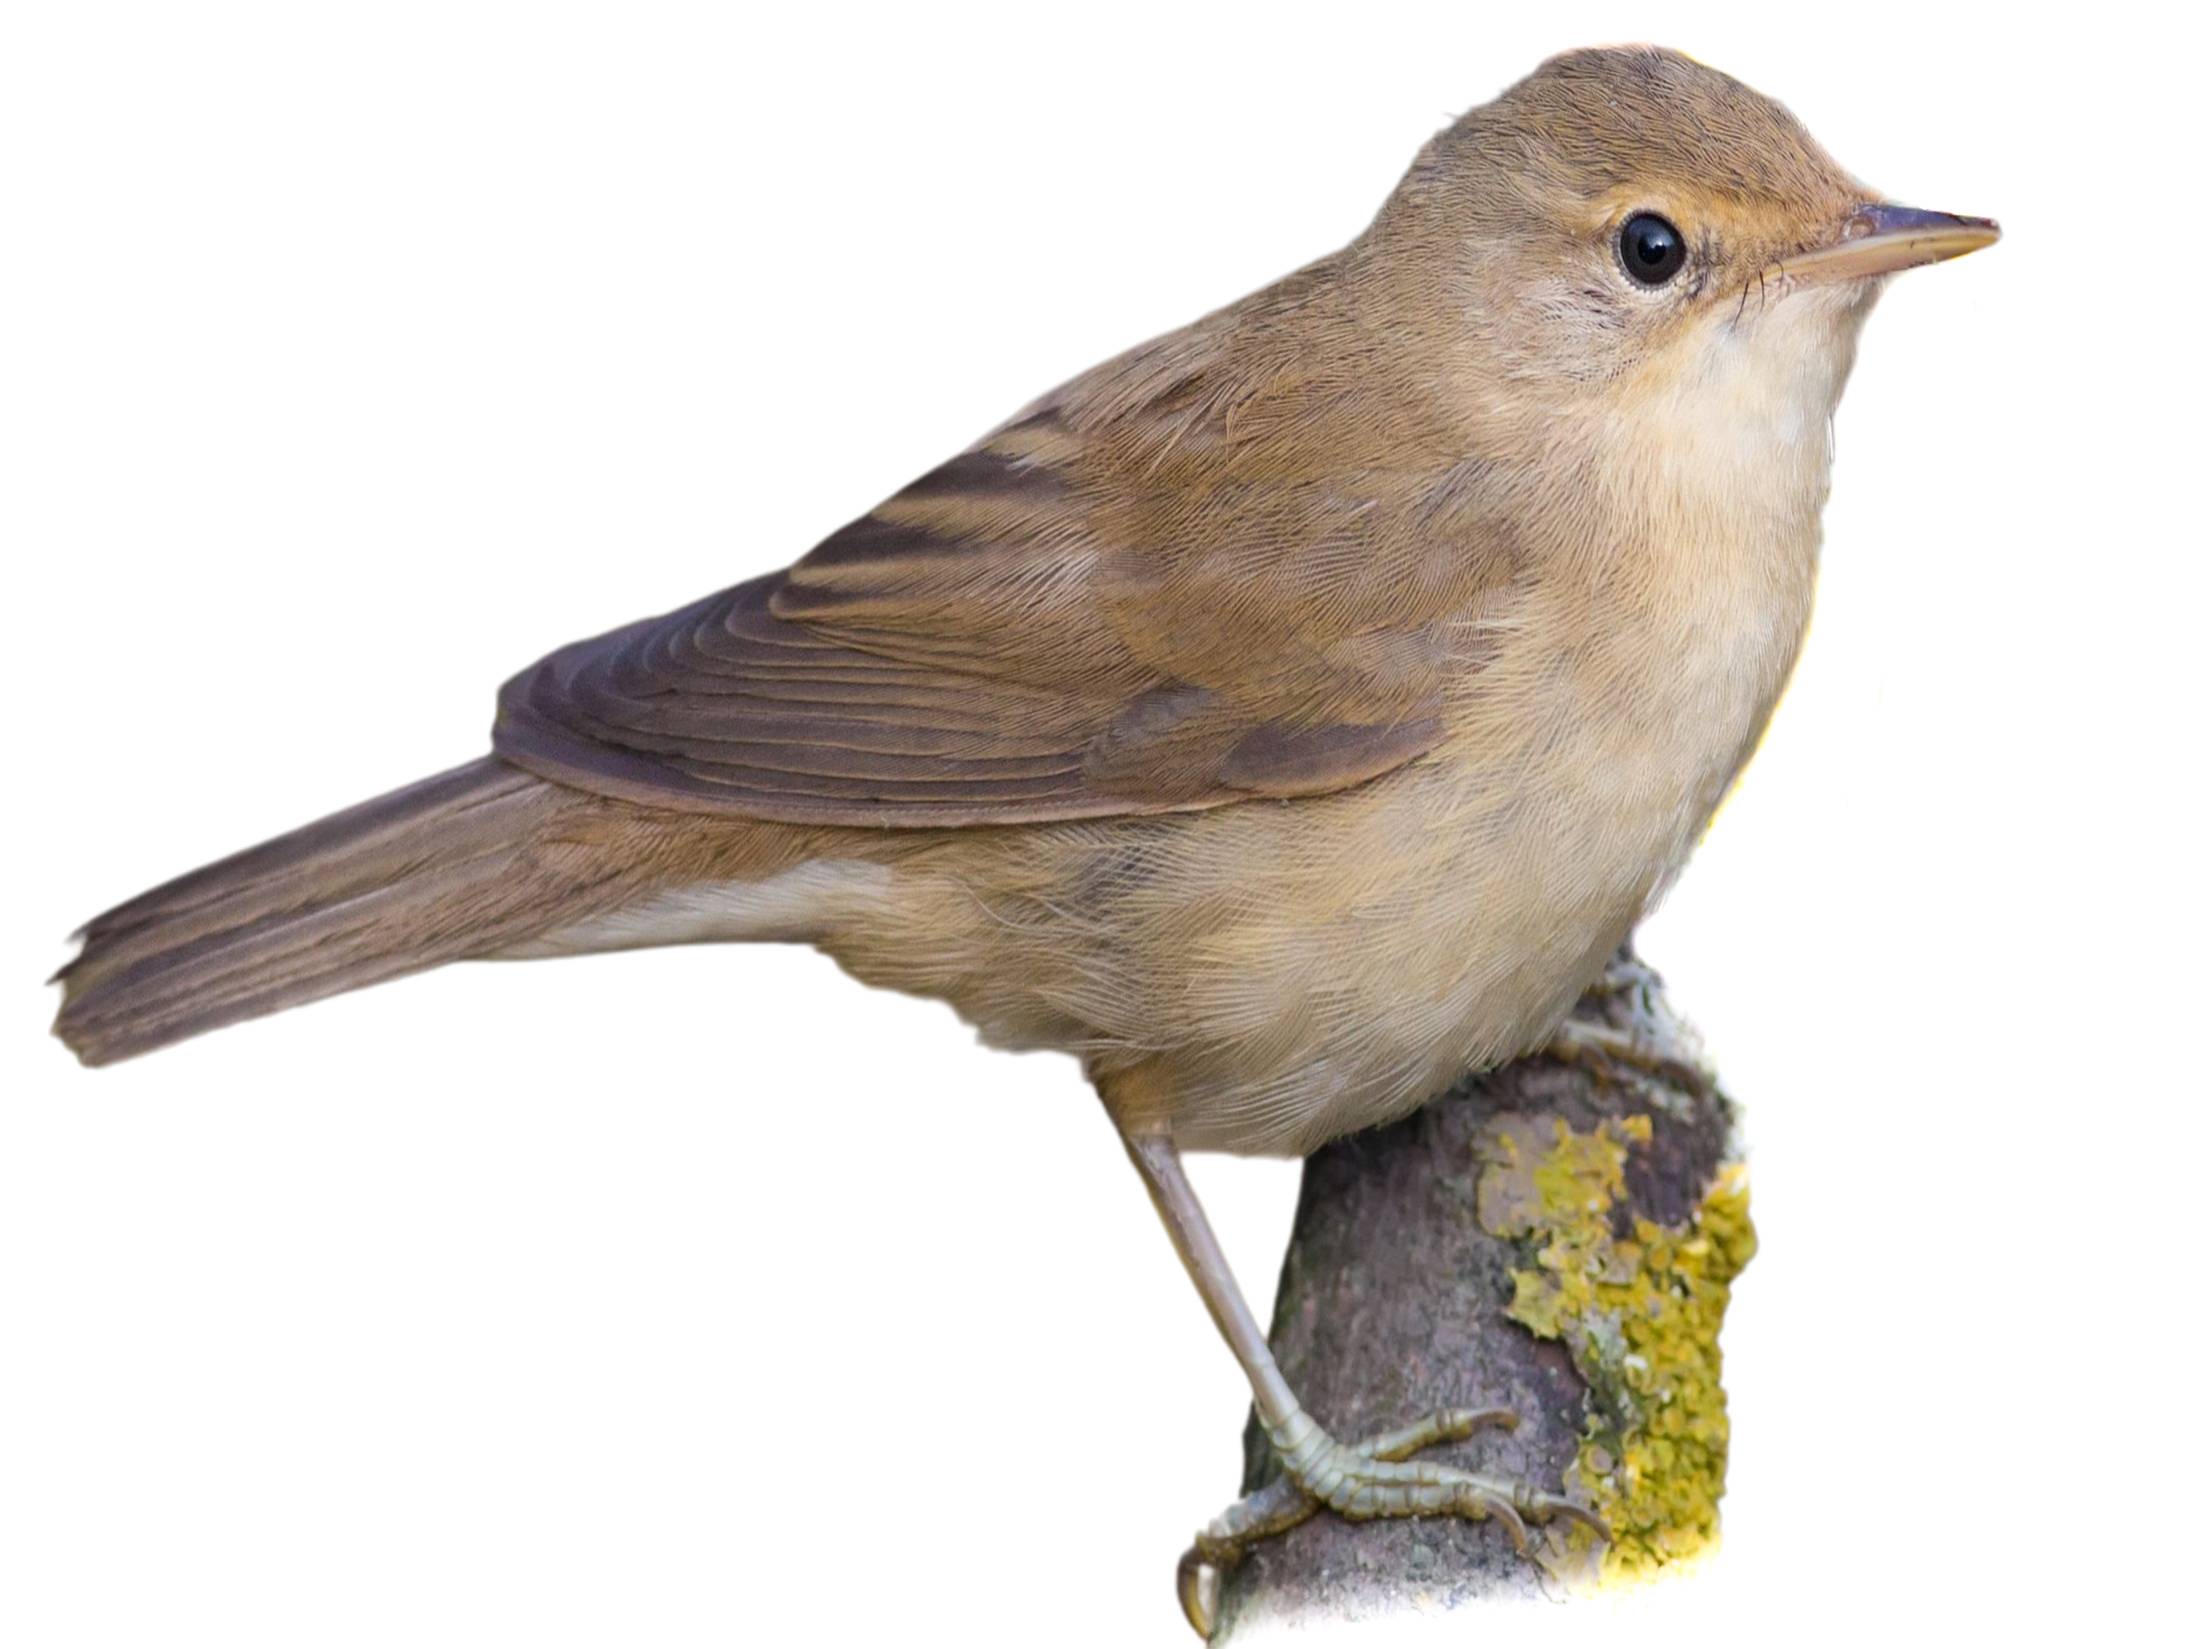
[796,741,1680,1156]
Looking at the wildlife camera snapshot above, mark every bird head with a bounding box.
[1362,47,1996,432]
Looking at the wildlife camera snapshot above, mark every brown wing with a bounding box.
[494,284,1509,828]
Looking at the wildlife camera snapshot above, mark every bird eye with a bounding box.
[1618,213,1686,285]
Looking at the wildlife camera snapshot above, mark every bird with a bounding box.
[51,43,1995,1632]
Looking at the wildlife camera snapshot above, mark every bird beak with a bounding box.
[1773,204,2000,286]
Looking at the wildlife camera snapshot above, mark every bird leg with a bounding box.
[1118,1129,1606,1638]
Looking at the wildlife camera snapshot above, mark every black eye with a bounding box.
[1619,213,1686,285]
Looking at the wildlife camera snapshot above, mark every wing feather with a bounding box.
[494,269,1514,827]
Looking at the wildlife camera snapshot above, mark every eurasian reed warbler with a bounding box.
[52,45,1997,1630]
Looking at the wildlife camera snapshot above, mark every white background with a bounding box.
[4,3,2190,1644]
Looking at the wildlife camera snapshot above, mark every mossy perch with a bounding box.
[1207,946,1752,1639]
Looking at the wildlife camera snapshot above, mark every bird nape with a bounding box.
[51,44,1995,1635]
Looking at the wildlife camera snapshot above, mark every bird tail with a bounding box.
[52,758,633,1066]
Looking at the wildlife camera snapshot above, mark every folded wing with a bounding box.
[496,316,1505,827]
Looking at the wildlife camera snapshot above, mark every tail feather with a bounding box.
[54,757,630,1066]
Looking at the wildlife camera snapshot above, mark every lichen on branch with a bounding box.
[1475,1110,1756,1581]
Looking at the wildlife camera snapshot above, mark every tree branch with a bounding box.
[1207,945,1753,1640]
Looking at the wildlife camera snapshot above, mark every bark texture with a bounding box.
[1210,946,1750,1640]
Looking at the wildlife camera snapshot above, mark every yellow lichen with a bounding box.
[1476,1113,1756,1583]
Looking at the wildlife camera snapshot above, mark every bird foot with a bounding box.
[1174,1406,1607,1638]
[1541,1015,1714,1104]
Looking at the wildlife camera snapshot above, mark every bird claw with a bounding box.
[1173,1404,1606,1637]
